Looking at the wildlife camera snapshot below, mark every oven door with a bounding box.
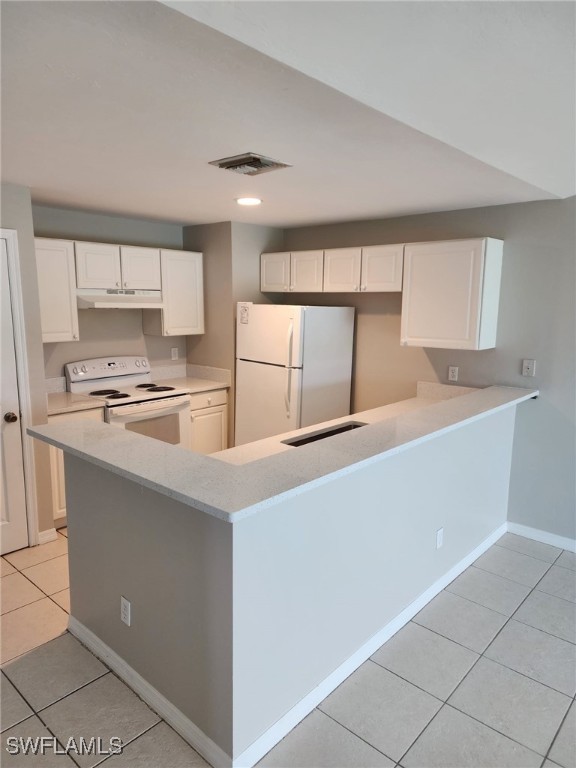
[106,395,191,449]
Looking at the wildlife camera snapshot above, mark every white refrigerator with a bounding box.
[235,302,355,445]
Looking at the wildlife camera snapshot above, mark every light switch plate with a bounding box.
[522,359,536,377]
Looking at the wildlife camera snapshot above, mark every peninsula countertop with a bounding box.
[31,383,537,522]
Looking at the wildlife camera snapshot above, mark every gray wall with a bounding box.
[184,222,283,443]
[1,184,53,532]
[284,197,576,540]
[32,205,187,378]
[66,455,234,756]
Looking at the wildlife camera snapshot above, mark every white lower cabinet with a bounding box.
[35,238,80,342]
[48,408,104,523]
[189,389,228,454]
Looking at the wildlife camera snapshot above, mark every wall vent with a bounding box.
[209,152,290,176]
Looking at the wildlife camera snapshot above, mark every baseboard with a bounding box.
[37,527,58,544]
[68,617,233,768]
[234,521,507,768]
[507,522,576,553]
[69,523,505,768]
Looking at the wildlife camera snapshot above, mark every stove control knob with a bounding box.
[73,367,79,375]
[81,365,87,373]
[142,359,148,367]
[135,360,140,367]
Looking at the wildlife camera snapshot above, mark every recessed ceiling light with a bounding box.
[236,197,262,206]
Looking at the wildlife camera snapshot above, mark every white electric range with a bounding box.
[65,356,191,448]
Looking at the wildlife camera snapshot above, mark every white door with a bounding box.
[261,252,290,292]
[120,246,161,290]
[361,245,404,292]
[235,360,302,445]
[290,251,324,292]
[323,248,362,292]
[401,239,485,349]
[1,239,29,554]
[161,250,204,335]
[190,405,228,454]
[75,241,122,289]
[35,238,79,342]
[236,303,304,367]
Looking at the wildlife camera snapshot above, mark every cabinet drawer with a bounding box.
[189,389,227,411]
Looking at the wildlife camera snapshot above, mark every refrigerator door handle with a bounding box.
[286,320,294,367]
[284,368,292,418]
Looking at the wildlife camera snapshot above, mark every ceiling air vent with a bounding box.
[209,152,290,176]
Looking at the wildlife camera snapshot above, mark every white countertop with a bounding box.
[46,377,228,416]
[32,383,537,522]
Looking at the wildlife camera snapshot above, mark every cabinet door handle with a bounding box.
[354,285,359,291]
[362,285,367,291]
[4,412,18,423]
[116,282,121,287]
[73,334,78,340]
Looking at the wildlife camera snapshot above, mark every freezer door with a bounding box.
[235,359,302,445]
[236,303,304,367]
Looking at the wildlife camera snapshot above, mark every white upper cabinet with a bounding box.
[261,252,290,292]
[360,245,403,292]
[143,250,204,336]
[400,238,503,350]
[323,248,362,292]
[290,250,324,292]
[261,251,324,292]
[120,246,161,290]
[75,242,161,290]
[323,245,404,292]
[75,242,122,289]
[35,238,80,342]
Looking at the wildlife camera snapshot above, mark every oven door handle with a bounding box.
[107,395,190,419]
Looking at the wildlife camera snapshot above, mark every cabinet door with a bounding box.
[190,404,228,454]
[48,409,104,522]
[401,239,492,349]
[261,252,290,292]
[323,248,362,292]
[361,245,404,292]
[75,242,121,289]
[120,246,161,290]
[160,250,204,335]
[35,238,79,343]
[290,251,323,292]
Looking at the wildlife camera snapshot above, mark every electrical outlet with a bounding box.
[171,347,179,361]
[448,366,459,383]
[120,596,131,627]
[436,528,444,549]
[522,359,536,377]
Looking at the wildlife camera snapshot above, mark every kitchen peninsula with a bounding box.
[29,383,537,768]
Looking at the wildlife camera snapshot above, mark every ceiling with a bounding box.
[2,1,574,228]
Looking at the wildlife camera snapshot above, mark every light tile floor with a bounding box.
[0,532,574,767]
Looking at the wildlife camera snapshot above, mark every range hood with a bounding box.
[77,289,163,309]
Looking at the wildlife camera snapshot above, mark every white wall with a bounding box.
[283,197,576,541]
[32,204,187,378]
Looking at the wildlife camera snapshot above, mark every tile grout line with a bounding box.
[4,546,70,574]
[368,654,475,705]
[541,696,574,767]
[411,576,574,699]
[534,586,576,606]
[493,541,563,565]
[317,705,415,765]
